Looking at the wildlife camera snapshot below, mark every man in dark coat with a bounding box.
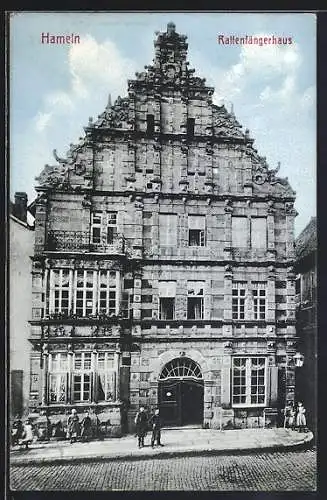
[150,408,164,447]
[81,411,92,442]
[134,406,148,448]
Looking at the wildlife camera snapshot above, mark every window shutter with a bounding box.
[267,366,278,407]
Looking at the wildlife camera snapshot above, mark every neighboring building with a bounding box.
[295,217,317,433]
[10,192,35,417]
[27,23,299,435]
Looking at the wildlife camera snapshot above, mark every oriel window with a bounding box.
[49,269,73,315]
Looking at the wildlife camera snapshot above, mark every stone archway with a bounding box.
[158,357,204,426]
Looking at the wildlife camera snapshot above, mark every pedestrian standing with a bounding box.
[283,402,296,429]
[296,401,307,432]
[20,419,34,449]
[150,408,164,448]
[11,415,24,446]
[67,409,80,443]
[134,406,148,448]
[81,410,92,442]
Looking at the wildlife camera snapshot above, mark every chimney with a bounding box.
[14,192,28,223]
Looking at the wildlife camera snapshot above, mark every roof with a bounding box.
[295,216,317,261]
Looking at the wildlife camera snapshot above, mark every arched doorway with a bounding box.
[158,357,204,426]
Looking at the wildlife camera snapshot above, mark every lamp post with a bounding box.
[294,352,304,368]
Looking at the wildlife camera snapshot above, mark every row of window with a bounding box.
[87,211,268,249]
[48,352,116,403]
[48,274,270,320]
[49,269,130,317]
[46,353,267,408]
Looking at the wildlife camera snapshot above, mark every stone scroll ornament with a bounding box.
[35,141,88,188]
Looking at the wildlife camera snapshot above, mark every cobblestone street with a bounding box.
[10,448,316,491]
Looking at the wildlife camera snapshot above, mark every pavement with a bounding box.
[10,427,314,466]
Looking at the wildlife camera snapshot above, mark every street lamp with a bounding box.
[293,352,304,368]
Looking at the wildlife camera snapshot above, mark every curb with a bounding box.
[10,434,314,467]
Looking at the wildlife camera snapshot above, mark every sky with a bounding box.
[9,12,316,236]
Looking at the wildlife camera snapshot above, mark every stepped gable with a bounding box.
[35,22,295,199]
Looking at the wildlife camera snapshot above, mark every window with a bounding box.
[91,211,117,245]
[121,292,132,319]
[48,353,68,403]
[232,217,248,247]
[158,281,176,320]
[72,353,92,402]
[49,269,72,314]
[187,281,204,319]
[232,282,246,320]
[49,269,119,318]
[159,357,202,380]
[187,118,195,139]
[232,357,266,406]
[75,270,96,316]
[146,114,155,136]
[188,215,206,247]
[251,218,267,249]
[98,270,118,316]
[97,353,116,401]
[252,282,267,320]
[159,214,177,246]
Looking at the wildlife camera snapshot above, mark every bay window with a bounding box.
[47,351,118,405]
[232,357,267,407]
[48,269,119,317]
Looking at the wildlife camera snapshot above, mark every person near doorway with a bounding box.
[67,409,80,443]
[296,401,307,432]
[134,406,148,448]
[150,408,164,447]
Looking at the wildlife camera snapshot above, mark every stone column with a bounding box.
[267,266,276,322]
[41,343,49,406]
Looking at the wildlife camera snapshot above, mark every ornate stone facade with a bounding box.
[28,23,297,434]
